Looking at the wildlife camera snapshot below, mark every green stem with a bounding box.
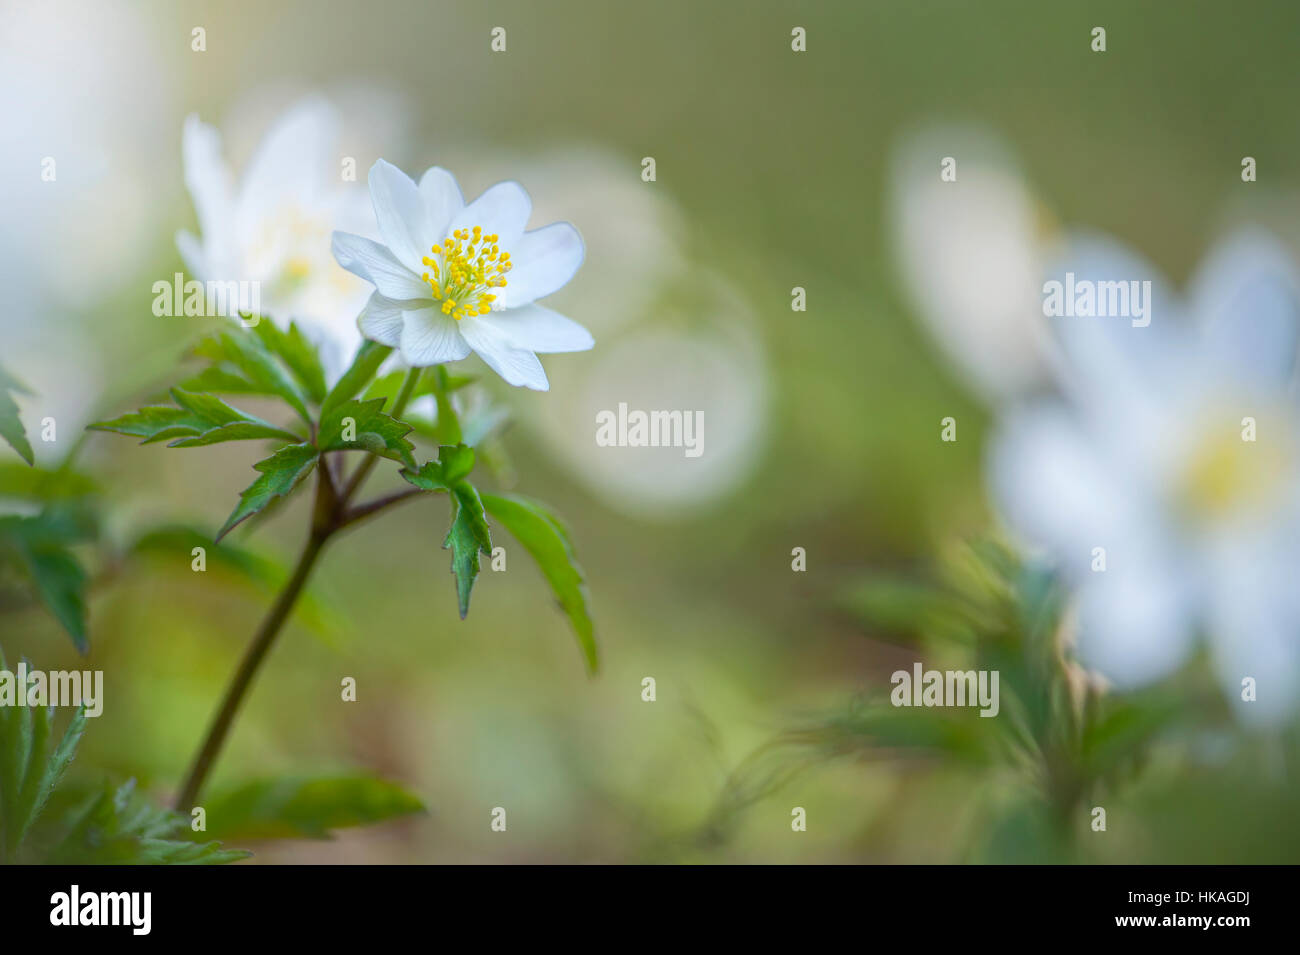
[174,523,328,810]
[174,367,425,810]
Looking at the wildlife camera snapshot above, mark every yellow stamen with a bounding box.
[418,224,512,320]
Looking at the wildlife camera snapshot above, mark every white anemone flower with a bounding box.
[177,97,374,379]
[331,160,593,391]
[989,229,1300,725]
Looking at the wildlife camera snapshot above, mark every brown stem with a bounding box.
[174,369,425,810]
[338,488,424,530]
[174,522,329,810]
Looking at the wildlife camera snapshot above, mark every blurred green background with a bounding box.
[3,0,1300,862]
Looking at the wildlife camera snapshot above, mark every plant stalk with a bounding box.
[174,368,424,810]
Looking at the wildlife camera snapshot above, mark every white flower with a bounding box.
[177,97,375,379]
[331,160,593,391]
[989,229,1300,724]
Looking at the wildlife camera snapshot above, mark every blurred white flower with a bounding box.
[889,126,1056,402]
[0,0,163,444]
[989,229,1300,724]
[529,273,768,518]
[177,97,374,379]
[332,160,592,391]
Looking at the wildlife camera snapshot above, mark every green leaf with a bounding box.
[320,341,392,417]
[0,365,33,465]
[216,443,319,541]
[189,329,312,423]
[399,444,475,492]
[0,511,92,652]
[89,388,302,448]
[253,320,328,403]
[202,776,426,840]
[0,651,245,864]
[481,493,597,672]
[0,687,87,861]
[42,780,249,864]
[89,404,213,444]
[445,483,492,619]
[0,461,98,500]
[317,398,416,467]
[128,524,335,638]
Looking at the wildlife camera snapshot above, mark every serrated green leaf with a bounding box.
[253,320,329,403]
[400,461,449,492]
[216,443,319,541]
[90,388,301,448]
[445,483,491,619]
[42,780,248,865]
[321,341,392,416]
[203,775,426,841]
[399,444,475,492]
[89,404,213,443]
[317,398,416,467]
[0,365,33,465]
[168,388,303,446]
[481,493,597,672]
[190,329,312,423]
[15,705,86,851]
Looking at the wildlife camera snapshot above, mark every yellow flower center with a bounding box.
[420,225,511,320]
[1179,423,1288,522]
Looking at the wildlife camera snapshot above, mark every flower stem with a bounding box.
[173,366,426,811]
[174,523,328,810]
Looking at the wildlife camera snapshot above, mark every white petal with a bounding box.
[1073,562,1195,689]
[368,159,434,273]
[889,127,1048,402]
[419,167,465,239]
[1191,228,1300,389]
[331,231,429,300]
[449,181,532,248]
[475,304,593,354]
[358,292,414,347]
[458,315,550,390]
[180,114,235,272]
[499,222,584,308]
[1043,231,1189,411]
[987,402,1151,574]
[399,308,471,366]
[1205,540,1300,725]
[175,229,207,279]
[235,97,338,233]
